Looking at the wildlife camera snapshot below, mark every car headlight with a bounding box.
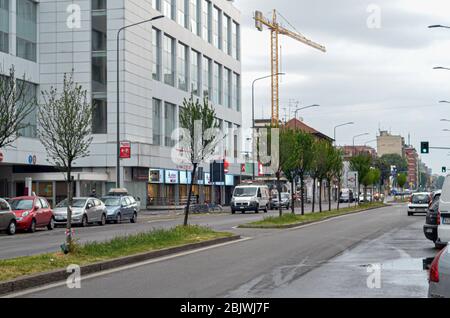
[22,211,30,218]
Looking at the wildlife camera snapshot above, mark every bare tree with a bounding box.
[178,96,220,226]
[0,66,36,149]
[38,74,93,252]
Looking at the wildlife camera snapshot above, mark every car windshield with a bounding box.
[9,199,33,210]
[233,187,257,197]
[103,198,121,206]
[56,199,86,208]
[281,194,290,199]
[412,195,428,203]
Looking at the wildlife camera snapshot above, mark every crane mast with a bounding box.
[254,10,326,126]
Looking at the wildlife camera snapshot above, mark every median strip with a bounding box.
[239,203,388,229]
[0,226,239,296]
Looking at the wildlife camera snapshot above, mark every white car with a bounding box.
[408,192,431,216]
[438,176,450,247]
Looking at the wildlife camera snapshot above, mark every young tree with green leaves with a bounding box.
[315,141,330,213]
[0,66,36,149]
[178,96,220,226]
[295,131,315,215]
[350,153,372,204]
[397,173,408,199]
[331,148,344,210]
[38,74,93,252]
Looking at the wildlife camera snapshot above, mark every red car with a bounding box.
[9,196,55,233]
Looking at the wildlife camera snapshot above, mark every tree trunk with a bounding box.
[312,177,316,213]
[276,173,283,217]
[337,179,341,211]
[291,179,295,214]
[300,174,305,216]
[328,179,332,211]
[184,163,198,226]
[319,179,323,213]
[66,165,73,251]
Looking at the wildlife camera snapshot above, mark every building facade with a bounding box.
[404,147,418,189]
[0,0,242,208]
[377,130,405,157]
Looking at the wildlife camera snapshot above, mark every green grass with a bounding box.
[240,202,387,229]
[0,226,231,282]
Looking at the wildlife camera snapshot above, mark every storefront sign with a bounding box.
[149,169,164,183]
[225,175,235,186]
[165,170,179,184]
[120,142,131,159]
[180,171,192,185]
[204,173,212,185]
[27,155,37,165]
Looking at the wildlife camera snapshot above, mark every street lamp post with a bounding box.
[251,72,285,181]
[333,122,354,146]
[116,15,164,188]
[293,104,320,129]
[352,133,370,155]
[429,25,450,29]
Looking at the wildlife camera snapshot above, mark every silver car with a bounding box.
[429,246,450,298]
[53,197,107,227]
[0,198,16,235]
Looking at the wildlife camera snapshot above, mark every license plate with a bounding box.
[55,216,64,220]
[443,218,450,225]
[240,207,245,210]
[426,228,434,233]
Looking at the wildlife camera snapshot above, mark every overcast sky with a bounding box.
[234,0,450,175]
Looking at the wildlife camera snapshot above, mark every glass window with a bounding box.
[212,7,220,49]
[232,21,239,60]
[232,73,240,111]
[212,62,221,105]
[92,53,107,93]
[152,0,160,11]
[152,28,161,81]
[223,68,231,108]
[163,34,175,86]
[163,0,174,20]
[0,0,9,54]
[191,50,200,96]
[177,42,188,91]
[164,102,176,147]
[202,56,211,99]
[153,99,162,145]
[189,0,199,36]
[92,98,107,134]
[222,14,230,55]
[92,0,107,10]
[201,0,210,42]
[177,0,187,28]
[92,15,107,52]
[18,81,37,138]
[16,0,37,62]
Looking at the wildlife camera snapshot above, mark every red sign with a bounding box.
[241,164,246,173]
[224,160,230,173]
[120,142,131,159]
[0,152,3,162]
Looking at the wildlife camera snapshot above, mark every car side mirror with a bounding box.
[87,204,93,209]
[34,205,40,210]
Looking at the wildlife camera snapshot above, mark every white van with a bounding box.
[438,176,450,247]
[231,185,270,214]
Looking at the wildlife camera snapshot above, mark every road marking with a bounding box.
[4,236,253,298]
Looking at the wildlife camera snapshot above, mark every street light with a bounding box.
[251,72,285,180]
[334,122,354,146]
[429,25,450,29]
[293,104,320,129]
[441,119,450,122]
[364,139,377,146]
[434,66,450,71]
[352,133,370,155]
[440,101,450,104]
[116,15,164,188]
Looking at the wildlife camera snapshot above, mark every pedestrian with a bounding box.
[90,188,98,198]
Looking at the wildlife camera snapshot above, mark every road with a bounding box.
[8,203,439,298]
[0,202,339,260]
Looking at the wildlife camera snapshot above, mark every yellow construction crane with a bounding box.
[254,10,326,125]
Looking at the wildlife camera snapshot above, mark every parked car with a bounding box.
[359,193,372,203]
[438,176,450,248]
[102,196,138,224]
[424,191,442,248]
[339,188,354,203]
[408,192,431,216]
[231,185,270,214]
[428,246,450,298]
[53,197,107,227]
[271,192,291,210]
[9,196,54,233]
[0,198,16,235]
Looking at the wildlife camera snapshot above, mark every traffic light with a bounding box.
[443,167,447,173]
[421,142,429,154]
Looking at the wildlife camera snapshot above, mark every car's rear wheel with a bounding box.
[47,217,55,231]
[81,215,88,227]
[7,221,16,236]
[435,240,447,250]
[130,212,137,224]
[115,213,122,224]
[28,219,36,233]
[98,214,106,226]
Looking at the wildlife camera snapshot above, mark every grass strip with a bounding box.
[240,202,387,229]
[0,225,231,282]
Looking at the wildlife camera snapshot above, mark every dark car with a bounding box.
[102,196,138,224]
[424,191,442,248]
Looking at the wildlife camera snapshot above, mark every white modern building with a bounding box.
[0,0,243,208]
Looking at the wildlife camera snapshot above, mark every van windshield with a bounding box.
[234,187,258,197]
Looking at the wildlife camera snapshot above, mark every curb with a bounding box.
[0,235,241,297]
[239,205,388,229]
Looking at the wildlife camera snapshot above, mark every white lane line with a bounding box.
[4,236,253,298]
